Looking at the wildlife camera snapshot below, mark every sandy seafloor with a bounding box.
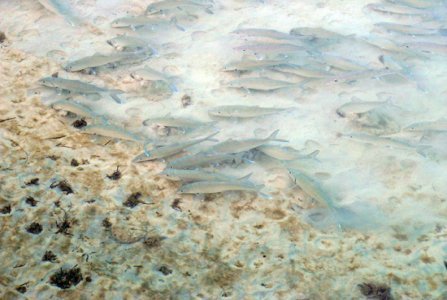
[1,0,447,299]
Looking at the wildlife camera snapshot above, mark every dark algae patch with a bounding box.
[55,212,76,235]
[72,119,87,128]
[123,192,142,208]
[50,180,73,194]
[0,204,11,214]
[25,196,38,206]
[107,166,121,180]
[143,235,165,248]
[102,217,112,229]
[26,222,43,234]
[25,178,39,186]
[15,283,27,294]
[0,31,6,43]
[158,265,173,275]
[70,159,79,167]
[49,266,83,289]
[358,282,393,300]
[42,251,57,262]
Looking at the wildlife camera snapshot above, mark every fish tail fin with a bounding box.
[170,17,185,31]
[204,131,220,141]
[168,82,178,93]
[306,150,320,161]
[238,172,253,181]
[259,192,272,199]
[268,129,288,142]
[268,129,280,139]
[416,145,432,157]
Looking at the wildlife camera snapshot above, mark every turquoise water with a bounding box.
[0,0,446,298]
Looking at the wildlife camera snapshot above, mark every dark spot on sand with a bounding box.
[25,178,39,186]
[56,213,75,235]
[72,119,87,129]
[50,180,73,194]
[102,217,112,229]
[70,159,79,167]
[171,198,181,211]
[443,261,447,271]
[181,94,192,107]
[106,166,121,180]
[49,266,82,289]
[85,276,92,282]
[15,283,27,294]
[26,222,43,234]
[124,192,142,208]
[358,283,392,300]
[42,251,57,262]
[0,204,11,214]
[0,32,5,44]
[25,196,38,206]
[143,235,165,248]
[158,265,172,275]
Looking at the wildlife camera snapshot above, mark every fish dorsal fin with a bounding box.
[268,129,279,139]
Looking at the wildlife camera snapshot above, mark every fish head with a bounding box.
[110,18,128,28]
[63,63,74,72]
[38,77,54,87]
[130,71,143,81]
[208,107,224,116]
[132,151,151,163]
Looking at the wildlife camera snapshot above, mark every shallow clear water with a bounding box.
[0,0,446,299]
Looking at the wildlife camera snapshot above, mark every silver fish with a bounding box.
[107,35,150,51]
[271,64,333,79]
[223,59,287,72]
[209,130,287,154]
[336,99,389,118]
[257,145,319,161]
[178,180,263,194]
[289,27,350,40]
[231,28,304,41]
[38,77,124,103]
[288,168,341,227]
[208,105,291,118]
[404,119,447,132]
[51,99,98,120]
[167,152,242,169]
[319,54,368,71]
[401,42,447,55]
[142,116,214,129]
[375,22,444,35]
[227,77,298,91]
[160,168,251,182]
[365,3,432,17]
[234,43,306,55]
[342,132,430,154]
[145,0,213,15]
[82,123,143,142]
[39,77,107,94]
[388,0,443,9]
[131,67,177,92]
[64,51,151,73]
[38,0,80,26]
[111,15,180,30]
[133,132,218,162]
